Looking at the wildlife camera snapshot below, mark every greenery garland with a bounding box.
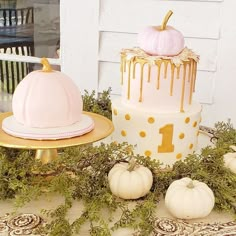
[0,89,236,236]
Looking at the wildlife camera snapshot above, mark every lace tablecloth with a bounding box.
[0,196,235,236]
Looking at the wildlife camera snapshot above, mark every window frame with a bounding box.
[0,1,61,66]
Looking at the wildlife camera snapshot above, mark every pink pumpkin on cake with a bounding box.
[138,10,184,56]
[12,58,83,128]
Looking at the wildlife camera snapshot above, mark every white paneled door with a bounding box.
[1,0,236,127]
[60,0,236,127]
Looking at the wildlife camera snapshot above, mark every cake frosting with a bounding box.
[120,47,199,113]
[12,70,83,128]
[12,59,83,128]
[2,58,94,140]
[111,11,202,165]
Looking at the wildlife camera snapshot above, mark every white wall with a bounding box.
[60,0,99,93]
[60,0,236,127]
[200,0,236,126]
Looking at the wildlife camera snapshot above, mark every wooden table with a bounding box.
[0,23,34,49]
[0,23,34,38]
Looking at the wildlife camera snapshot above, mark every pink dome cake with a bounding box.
[2,58,94,140]
[12,60,83,128]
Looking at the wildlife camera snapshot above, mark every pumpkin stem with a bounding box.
[160,10,173,30]
[127,158,137,172]
[187,180,195,189]
[41,57,53,72]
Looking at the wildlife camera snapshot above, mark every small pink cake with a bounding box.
[2,58,94,140]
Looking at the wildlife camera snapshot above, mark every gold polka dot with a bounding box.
[179,133,185,139]
[196,130,200,136]
[176,153,182,159]
[139,131,146,138]
[125,114,131,120]
[185,117,190,124]
[144,150,152,157]
[148,117,155,124]
[193,121,197,127]
[121,130,126,137]
[189,143,193,149]
[113,109,117,115]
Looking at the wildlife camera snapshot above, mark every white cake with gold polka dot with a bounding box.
[111,12,202,166]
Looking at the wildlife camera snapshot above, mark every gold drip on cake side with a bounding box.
[120,52,198,112]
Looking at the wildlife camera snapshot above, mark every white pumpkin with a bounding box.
[223,146,236,173]
[138,10,184,56]
[165,177,215,219]
[108,159,153,200]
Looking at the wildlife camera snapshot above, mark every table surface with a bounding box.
[0,196,235,236]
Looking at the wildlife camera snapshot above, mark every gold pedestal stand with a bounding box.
[35,149,58,164]
[0,112,114,164]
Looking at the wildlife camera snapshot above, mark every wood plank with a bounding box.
[98,62,214,104]
[99,0,221,39]
[60,0,99,94]
[99,32,218,72]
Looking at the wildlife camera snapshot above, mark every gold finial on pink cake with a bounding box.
[138,10,185,56]
[41,57,53,72]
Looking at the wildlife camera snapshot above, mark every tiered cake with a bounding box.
[112,11,202,165]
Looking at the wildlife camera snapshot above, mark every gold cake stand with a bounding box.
[0,112,114,164]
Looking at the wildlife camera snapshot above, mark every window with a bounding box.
[0,0,60,103]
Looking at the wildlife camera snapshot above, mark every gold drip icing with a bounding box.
[139,62,145,102]
[120,54,126,85]
[133,62,137,79]
[176,66,181,79]
[147,64,151,82]
[193,62,197,92]
[170,64,175,96]
[121,52,197,112]
[189,60,195,104]
[164,60,169,79]
[127,61,131,99]
[180,63,187,112]
[155,60,162,89]
[124,60,126,73]
[188,60,192,83]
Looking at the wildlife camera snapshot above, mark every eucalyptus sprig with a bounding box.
[82,88,112,120]
[213,121,236,148]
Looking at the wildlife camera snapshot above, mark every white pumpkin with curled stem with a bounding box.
[138,10,185,56]
[223,145,236,173]
[165,177,215,219]
[108,158,153,200]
